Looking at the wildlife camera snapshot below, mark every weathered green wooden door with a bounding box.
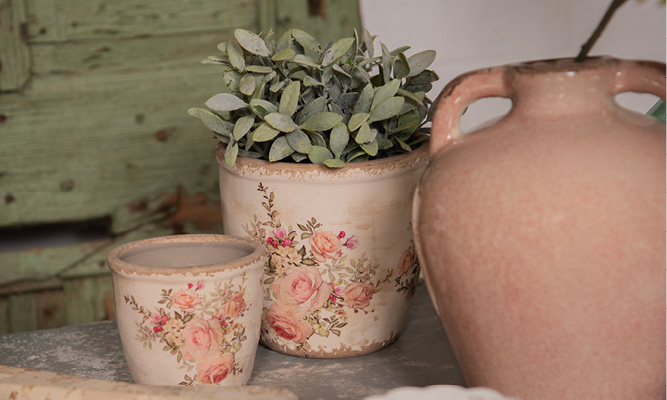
[0,0,361,333]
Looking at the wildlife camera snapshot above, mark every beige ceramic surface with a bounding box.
[217,144,428,358]
[413,57,666,399]
[107,234,267,386]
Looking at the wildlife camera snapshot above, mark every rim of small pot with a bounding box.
[107,234,267,276]
[215,141,430,182]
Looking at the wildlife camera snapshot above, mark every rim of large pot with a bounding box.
[107,234,267,276]
[216,141,429,181]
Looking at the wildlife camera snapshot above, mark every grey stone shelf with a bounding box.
[0,281,465,399]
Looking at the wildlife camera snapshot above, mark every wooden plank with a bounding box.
[0,297,8,334]
[7,292,38,332]
[274,0,362,44]
[62,275,113,326]
[0,240,105,288]
[0,0,31,91]
[23,0,256,42]
[0,32,228,227]
[34,289,64,329]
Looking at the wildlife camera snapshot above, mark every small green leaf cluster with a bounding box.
[189,28,439,168]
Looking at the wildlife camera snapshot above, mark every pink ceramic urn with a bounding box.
[413,58,665,399]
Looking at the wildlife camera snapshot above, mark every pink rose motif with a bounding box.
[182,317,223,361]
[223,292,246,319]
[309,230,343,262]
[150,313,162,325]
[196,352,234,384]
[343,281,374,309]
[271,266,332,311]
[273,227,287,239]
[265,304,313,344]
[398,245,417,276]
[345,235,359,250]
[171,289,202,312]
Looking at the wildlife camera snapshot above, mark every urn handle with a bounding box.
[611,60,666,101]
[430,67,510,157]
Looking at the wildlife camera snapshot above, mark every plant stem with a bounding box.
[575,0,629,62]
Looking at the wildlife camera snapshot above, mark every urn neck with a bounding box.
[507,67,616,116]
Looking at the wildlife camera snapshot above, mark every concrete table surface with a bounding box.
[0,281,465,400]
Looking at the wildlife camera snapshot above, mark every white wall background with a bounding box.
[360,0,666,130]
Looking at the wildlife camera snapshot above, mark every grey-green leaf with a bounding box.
[362,29,374,57]
[272,48,296,61]
[279,81,300,117]
[292,153,308,162]
[397,88,425,105]
[269,136,294,161]
[390,45,411,56]
[234,29,270,57]
[355,122,371,144]
[303,75,323,87]
[217,42,227,54]
[321,37,355,66]
[205,93,248,112]
[296,96,327,125]
[246,65,274,73]
[286,130,312,153]
[269,78,288,93]
[308,146,334,164]
[353,84,374,114]
[227,39,245,72]
[293,54,320,69]
[291,29,321,53]
[233,115,255,140]
[347,113,370,132]
[252,122,280,142]
[194,109,233,135]
[224,140,239,167]
[239,74,256,96]
[371,79,400,111]
[407,50,437,77]
[323,159,345,168]
[275,30,291,52]
[394,52,410,79]
[300,112,343,132]
[396,137,412,152]
[330,122,349,159]
[249,99,278,118]
[223,71,241,92]
[360,139,378,156]
[381,43,391,84]
[369,96,405,122]
[265,112,297,132]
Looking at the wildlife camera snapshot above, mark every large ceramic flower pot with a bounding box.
[217,144,428,357]
[413,58,665,399]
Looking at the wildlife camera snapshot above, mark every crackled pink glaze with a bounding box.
[413,58,665,400]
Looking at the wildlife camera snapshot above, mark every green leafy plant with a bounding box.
[188,28,439,168]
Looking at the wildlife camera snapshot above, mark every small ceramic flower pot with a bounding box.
[217,144,428,358]
[107,234,267,386]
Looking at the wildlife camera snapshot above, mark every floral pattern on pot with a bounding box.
[124,276,251,386]
[243,183,419,352]
[394,241,420,299]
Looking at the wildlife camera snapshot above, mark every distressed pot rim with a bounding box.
[107,234,267,276]
[216,142,429,182]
